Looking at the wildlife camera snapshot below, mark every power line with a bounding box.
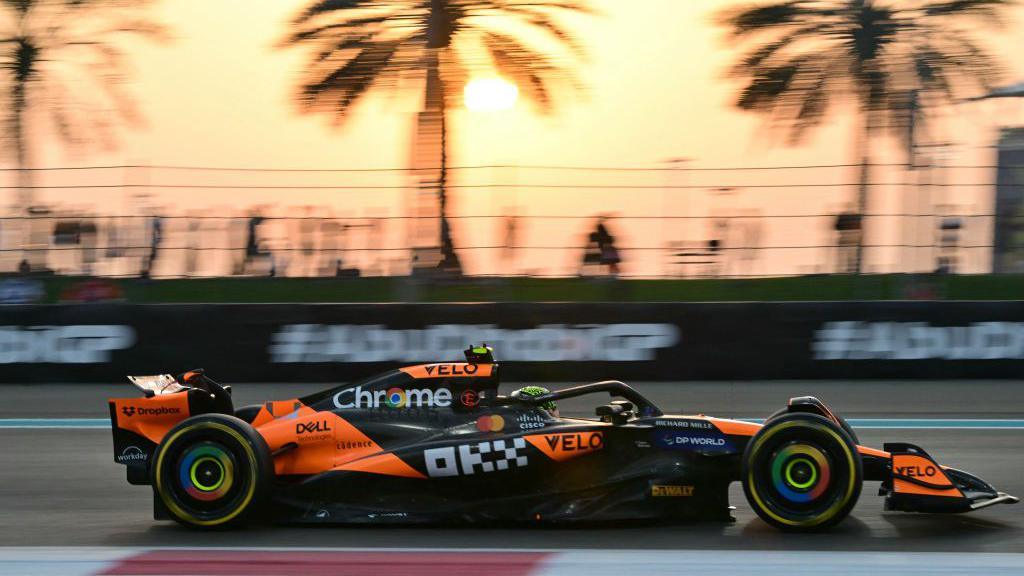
[0,212,998,220]
[0,182,1010,190]
[5,162,1017,173]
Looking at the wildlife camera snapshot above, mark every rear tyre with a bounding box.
[742,413,862,532]
[152,414,272,528]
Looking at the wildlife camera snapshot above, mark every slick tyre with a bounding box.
[152,414,272,528]
[742,413,862,532]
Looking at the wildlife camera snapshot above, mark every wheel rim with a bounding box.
[178,442,235,502]
[745,419,859,528]
[769,443,831,503]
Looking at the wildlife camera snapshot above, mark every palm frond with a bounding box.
[283,14,396,45]
[301,38,405,118]
[93,19,171,41]
[736,56,809,111]
[482,30,574,113]
[923,0,1013,18]
[1,0,34,16]
[729,23,832,76]
[292,0,378,25]
[313,34,372,62]
[720,1,823,38]
[501,1,598,15]
[492,4,586,56]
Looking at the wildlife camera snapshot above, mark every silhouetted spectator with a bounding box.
[184,216,201,277]
[80,219,97,276]
[242,212,269,275]
[834,210,862,274]
[142,214,163,278]
[594,217,621,276]
[503,214,518,272]
[300,206,317,276]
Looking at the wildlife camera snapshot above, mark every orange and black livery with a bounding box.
[108,345,1017,531]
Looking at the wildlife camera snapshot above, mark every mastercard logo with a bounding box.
[385,387,407,408]
[476,415,505,433]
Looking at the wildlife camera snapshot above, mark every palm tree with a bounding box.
[1,0,166,211]
[719,0,1010,272]
[1,0,166,272]
[282,0,590,273]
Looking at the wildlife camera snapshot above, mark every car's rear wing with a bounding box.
[127,374,188,397]
[108,370,234,485]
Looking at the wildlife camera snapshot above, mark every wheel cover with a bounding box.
[155,422,259,527]
[770,443,831,503]
[746,420,858,528]
[178,442,236,502]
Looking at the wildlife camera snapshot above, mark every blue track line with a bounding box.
[1,418,1024,429]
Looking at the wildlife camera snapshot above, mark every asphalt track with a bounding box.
[1,381,1022,554]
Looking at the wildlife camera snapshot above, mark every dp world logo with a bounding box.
[121,406,136,417]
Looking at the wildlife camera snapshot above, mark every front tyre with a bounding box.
[742,413,862,532]
[152,414,272,528]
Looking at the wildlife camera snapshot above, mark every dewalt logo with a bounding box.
[651,485,694,497]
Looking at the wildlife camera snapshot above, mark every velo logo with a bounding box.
[526,431,604,462]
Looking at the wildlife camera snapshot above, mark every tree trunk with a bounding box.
[424,1,460,273]
[13,79,31,212]
[12,78,35,272]
[853,114,871,275]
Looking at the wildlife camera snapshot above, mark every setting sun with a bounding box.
[463,77,519,112]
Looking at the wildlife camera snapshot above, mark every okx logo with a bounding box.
[424,438,528,477]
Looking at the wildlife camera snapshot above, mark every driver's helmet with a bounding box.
[513,386,559,417]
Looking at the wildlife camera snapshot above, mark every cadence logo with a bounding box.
[333,385,452,409]
[121,406,180,418]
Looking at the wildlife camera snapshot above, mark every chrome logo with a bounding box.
[178,442,234,502]
[385,387,407,408]
[771,443,831,503]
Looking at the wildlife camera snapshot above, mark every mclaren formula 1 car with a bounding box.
[108,346,1018,531]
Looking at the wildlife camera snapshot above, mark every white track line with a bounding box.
[0,548,1022,576]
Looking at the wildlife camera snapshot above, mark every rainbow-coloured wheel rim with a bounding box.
[177,442,235,502]
[769,443,831,503]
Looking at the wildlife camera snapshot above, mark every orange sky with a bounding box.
[6,0,1024,277]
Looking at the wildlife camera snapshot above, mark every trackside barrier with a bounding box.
[0,302,1022,382]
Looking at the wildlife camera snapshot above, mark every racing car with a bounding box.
[108,345,1018,531]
